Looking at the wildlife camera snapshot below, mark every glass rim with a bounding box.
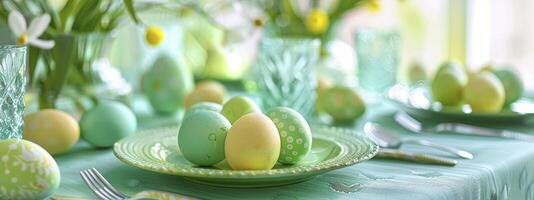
[0,45,27,51]
[260,36,320,47]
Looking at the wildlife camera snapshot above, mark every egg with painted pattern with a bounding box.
[142,54,194,115]
[178,111,230,166]
[0,139,60,200]
[267,107,312,164]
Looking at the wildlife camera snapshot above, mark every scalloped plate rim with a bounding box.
[113,125,378,180]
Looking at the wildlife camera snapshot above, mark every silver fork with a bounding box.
[395,112,534,141]
[80,168,130,200]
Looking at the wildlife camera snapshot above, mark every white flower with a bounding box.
[8,10,55,49]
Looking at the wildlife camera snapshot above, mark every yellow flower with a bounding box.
[367,0,382,12]
[306,9,329,34]
[145,26,164,46]
[17,34,28,45]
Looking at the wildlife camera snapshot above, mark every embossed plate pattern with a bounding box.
[113,126,378,187]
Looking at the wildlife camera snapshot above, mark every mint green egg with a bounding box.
[0,139,60,200]
[267,107,312,164]
[142,54,194,115]
[183,102,222,119]
[178,111,230,166]
[221,96,261,124]
[80,101,137,148]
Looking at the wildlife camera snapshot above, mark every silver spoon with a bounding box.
[364,122,474,159]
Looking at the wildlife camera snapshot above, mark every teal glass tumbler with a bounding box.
[355,29,400,97]
[0,45,27,140]
[248,37,320,118]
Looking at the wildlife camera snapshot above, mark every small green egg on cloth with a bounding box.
[0,139,60,200]
[322,86,366,123]
[267,107,312,164]
[142,54,194,115]
[80,100,137,148]
[178,110,230,166]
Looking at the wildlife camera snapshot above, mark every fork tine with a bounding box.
[89,168,129,199]
[80,170,112,200]
[85,168,127,200]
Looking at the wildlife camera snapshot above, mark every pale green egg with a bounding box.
[80,101,137,148]
[267,107,312,164]
[0,139,60,200]
[322,87,366,123]
[221,96,261,124]
[142,54,194,115]
[183,102,222,119]
[178,111,230,166]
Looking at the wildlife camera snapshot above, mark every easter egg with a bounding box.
[80,101,137,148]
[225,113,280,170]
[431,62,468,106]
[221,96,261,124]
[183,102,222,119]
[142,54,194,115]
[23,109,79,155]
[184,80,226,108]
[464,72,505,113]
[322,87,366,123]
[493,68,523,105]
[0,139,60,200]
[407,62,427,84]
[178,111,230,166]
[267,107,312,164]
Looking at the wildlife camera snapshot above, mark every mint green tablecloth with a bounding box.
[53,104,534,200]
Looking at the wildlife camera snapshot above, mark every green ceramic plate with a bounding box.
[113,126,378,188]
[388,84,534,123]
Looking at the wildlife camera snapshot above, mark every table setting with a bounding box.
[1,0,534,200]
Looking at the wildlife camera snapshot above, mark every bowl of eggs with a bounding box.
[113,96,378,187]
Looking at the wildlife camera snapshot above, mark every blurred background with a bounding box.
[1,0,532,89]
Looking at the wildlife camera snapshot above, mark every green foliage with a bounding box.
[0,0,125,34]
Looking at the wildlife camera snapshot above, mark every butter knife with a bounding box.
[395,112,534,141]
[375,149,457,166]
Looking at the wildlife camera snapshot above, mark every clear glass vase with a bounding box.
[35,33,131,112]
[355,29,400,100]
[247,37,320,118]
[0,45,26,140]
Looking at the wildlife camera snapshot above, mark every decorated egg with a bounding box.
[322,86,366,123]
[24,109,80,155]
[221,96,261,124]
[178,111,230,166]
[0,139,60,200]
[183,102,222,119]
[267,107,312,164]
[142,54,194,115]
[80,100,137,148]
[184,80,226,108]
[225,113,280,170]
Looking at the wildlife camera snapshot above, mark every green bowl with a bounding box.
[113,126,378,188]
[387,84,534,123]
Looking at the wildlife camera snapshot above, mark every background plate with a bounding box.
[113,126,378,188]
[387,84,534,123]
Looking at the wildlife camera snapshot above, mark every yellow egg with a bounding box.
[225,113,280,170]
[24,109,80,155]
[184,80,226,108]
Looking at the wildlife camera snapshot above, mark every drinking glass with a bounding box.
[248,37,319,118]
[355,29,400,99]
[0,45,27,140]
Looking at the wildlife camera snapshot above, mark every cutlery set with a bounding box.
[365,112,533,166]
